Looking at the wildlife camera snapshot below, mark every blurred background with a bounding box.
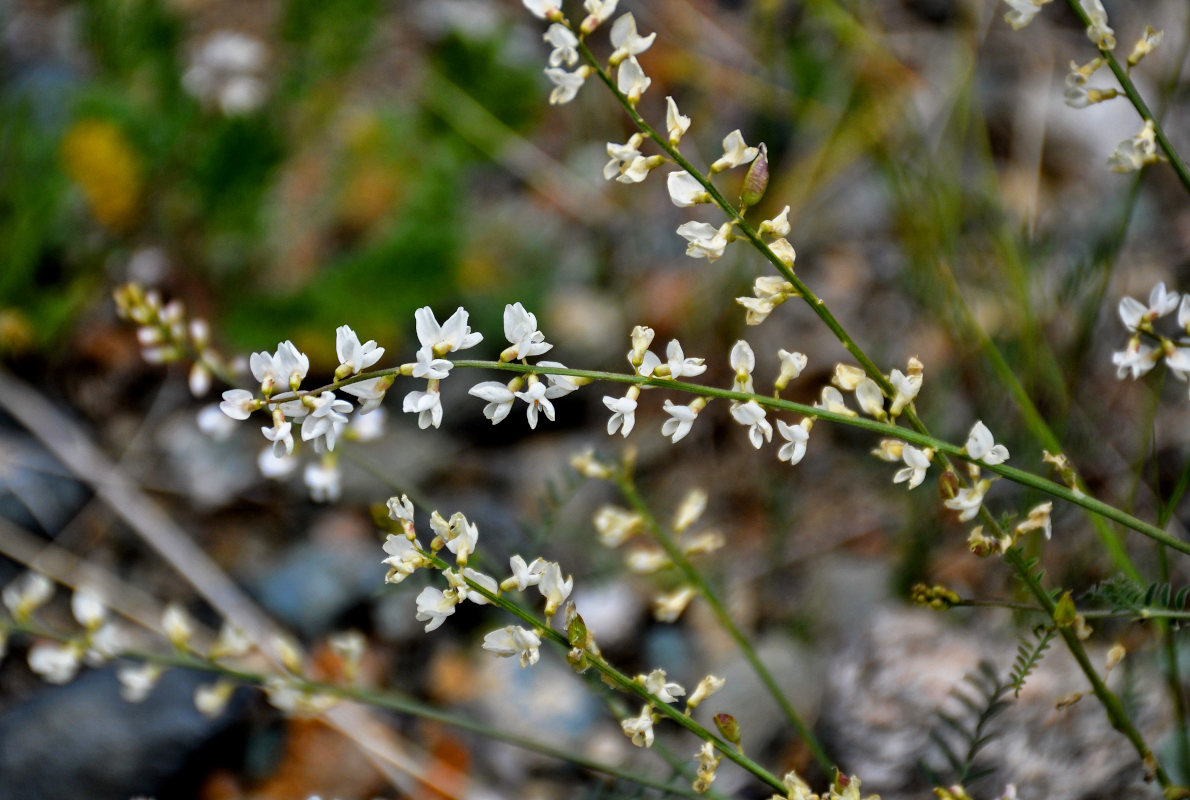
[2,0,1190,798]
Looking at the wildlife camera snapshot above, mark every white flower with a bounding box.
[301,391,353,452]
[502,555,547,591]
[582,0,619,28]
[1002,0,1050,30]
[448,567,499,605]
[665,96,691,145]
[194,680,236,718]
[769,237,796,267]
[1112,337,1159,379]
[604,390,638,436]
[731,400,773,449]
[1108,120,1158,173]
[544,65,589,105]
[643,668,685,703]
[117,662,163,703]
[729,340,756,392]
[442,512,480,566]
[892,444,931,490]
[482,625,542,668]
[653,585,696,622]
[594,505,643,547]
[759,206,791,238]
[775,349,807,390]
[537,560,573,617]
[686,674,725,709]
[3,572,53,620]
[776,419,811,465]
[403,388,444,429]
[673,489,707,533]
[621,704,655,747]
[1081,0,1114,49]
[381,535,426,584]
[261,419,293,458]
[710,129,758,172]
[1180,295,1190,333]
[1118,282,1180,331]
[813,386,855,417]
[162,602,194,649]
[515,379,557,429]
[854,378,886,419]
[1016,501,1054,540]
[334,325,384,375]
[28,641,81,684]
[609,13,655,64]
[303,459,341,503]
[503,302,553,360]
[209,622,254,660]
[616,56,651,103]
[676,220,731,261]
[412,345,453,380]
[250,340,309,395]
[415,586,459,632]
[219,389,257,420]
[469,381,517,424]
[1128,26,1164,68]
[627,549,672,574]
[415,306,483,355]
[666,170,709,207]
[341,375,393,413]
[1166,346,1190,380]
[945,480,990,522]
[523,0,561,19]
[889,366,921,416]
[182,32,268,115]
[604,133,646,182]
[663,340,707,379]
[965,421,1010,465]
[543,23,578,67]
[71,589,107,630]
[662,399,701,443]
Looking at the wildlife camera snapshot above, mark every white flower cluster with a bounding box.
[1111,282,1190,388]
[1108,120,1160,174]
[1064,58,1117,109]
[182,31,269,115]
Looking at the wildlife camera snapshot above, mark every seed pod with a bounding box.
[739,143,769,209]
[713,713,740,746]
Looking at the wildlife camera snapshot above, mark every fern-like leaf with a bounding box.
[919,660,1013,790]
[1009,624,1055,698]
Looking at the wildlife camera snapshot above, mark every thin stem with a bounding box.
[1003,547,1172,790]
[953,598,1190,621]
[1062,0,1190,195]
[613,471,834,773]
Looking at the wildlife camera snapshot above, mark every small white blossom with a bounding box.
[604,133,646,182]
[730,400,773,449]
[665,96,691,145]
[775,349,808,390]
[117,662,163,703]
[537,560,573,617]
[537,361,584,398]
[1108,120,1159,173]
[195,680,236,718]
[71,589,107,630]
[730,340,756,392]
[673,489,708,533]
[776,419,811,465]
[402,388,444,429]
[522,0,561,19]
[945,479,991,522]
[250,340,309,395]
[1118,282,1179,331]
[965,421,1010,465]
[710,130,759,173]
[759,206,791,238]
[621,704,655,747]
[594,505,643,547]
[676,221,732,261]
[301,391,353,452]
[502,555,547,592]
[219,389,257,421]
[382,535,427,584]
[415,585,460,632]
[448,567,499,605]
[209,622,255,660]
[662,398,702,443]
[582,0,619,30]
[1002,0,1050,30]
[442,512,480,566]
[644,668,685,703]
[667,170,710,207]
[854,378,886,419]
[1016,501,1054,540]
[3,572,53,621]
[1128,26,1163,68]
[162,603,194,649]
[1112,337,1159,379]
[545,65,589,105]
[893,445,931,490]
[469,381,516,424]
[29,641,82,684]
[412,345,453,380]
[515,379,557,429]
[503,302,553,360]
[686,674,725,709]
[1166,346,1190,380]
[341,375,393,413]
[662,340,707,379]
[653,585,696,622]
[627,549,672,574]
[261,419,294,458]
[482,625,542,668]
[1081,0,1114,50]
[334,325,384,376]
[814,386,855,417]
[609,13,656,65]
[415,306,483,356]
[889,365,922,416]
[543,23,578,67]
[616,56,651,103]
[303,459,341,503]
[604,390,639,437]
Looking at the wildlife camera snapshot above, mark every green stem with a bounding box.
[1003,548,1172,790]
[954,598,1190,621]
[1062,0,1190,195]
[613,471,834,773]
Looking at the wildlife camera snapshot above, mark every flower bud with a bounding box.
[739,143,769,209]
[713,713,740,746]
